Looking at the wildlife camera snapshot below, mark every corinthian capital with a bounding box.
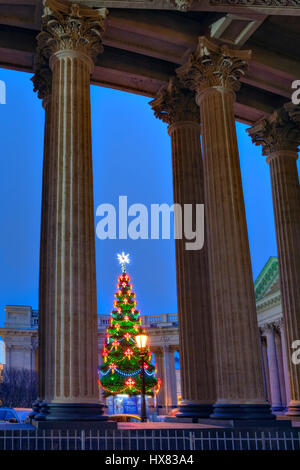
[247,104,300,156]
[261,322,275,335]
[37,0,107,62]
[150,77,199,125]
[177,36,251,94]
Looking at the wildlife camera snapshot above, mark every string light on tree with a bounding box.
[98,253,159,398]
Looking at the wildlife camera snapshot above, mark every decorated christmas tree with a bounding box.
[99,253,160,398]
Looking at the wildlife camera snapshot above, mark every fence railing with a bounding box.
[0,429,299,451]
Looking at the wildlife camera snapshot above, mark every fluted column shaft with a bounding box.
[34,2,108,420]
[44,50,97,403]
[280,322,291,406]
[260,335,271,403]
[38,96,52,401]
[153,349,164,409]
[177,37,270,419]
[274,327,287,407]
[31,52,53,409]
[268,150,300,413]
[247,103,300,415]
[263,326,282,410]
[198,87,266,411]
[150,77,215,418]
[162,346,177,409]
[168,122,215,408]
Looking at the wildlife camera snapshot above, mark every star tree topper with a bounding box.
[117,252,130,273]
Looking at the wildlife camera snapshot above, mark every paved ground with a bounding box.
[0,424,35,430]
[118,422,224,430]
[0,419,299,431]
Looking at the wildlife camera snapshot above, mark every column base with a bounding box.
[286,404,300,417]
[176,403,213,419]
[210,403,275,420]
[271,405,286,413]
[34,402,109,422]
[28,401,44,421]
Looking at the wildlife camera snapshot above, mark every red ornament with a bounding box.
[109,362,117,373]
[125,378,135,389]
[124,315,129,322]
[112,340,120,349]
[124,348,133,359]
[123,298,128,304]
[124,332,131,341]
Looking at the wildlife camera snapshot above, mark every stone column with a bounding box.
[262,324,283,411]
[36,0,108,422]
[32,53,52,405]
[163,345,177,411]
[152,347,164,410]
[274,322,287,408]
[31,337,38,374]
[5,346,11,369]
[259,331,271,403]
[177,36,272,420]
[150,77,215,418]
[279,319,291,407]
[248,103,300,416]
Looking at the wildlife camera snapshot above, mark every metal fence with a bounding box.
[0,429,299,451]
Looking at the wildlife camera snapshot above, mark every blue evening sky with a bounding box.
[1,69,298,361]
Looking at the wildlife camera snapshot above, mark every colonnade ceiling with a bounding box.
[0,1,299,123]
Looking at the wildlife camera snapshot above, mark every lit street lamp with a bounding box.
[136,328,148,423]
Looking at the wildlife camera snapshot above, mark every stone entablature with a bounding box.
[4,305,38,329]
[0,3,298,125]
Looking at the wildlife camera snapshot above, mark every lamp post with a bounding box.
[136,328,148,423]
